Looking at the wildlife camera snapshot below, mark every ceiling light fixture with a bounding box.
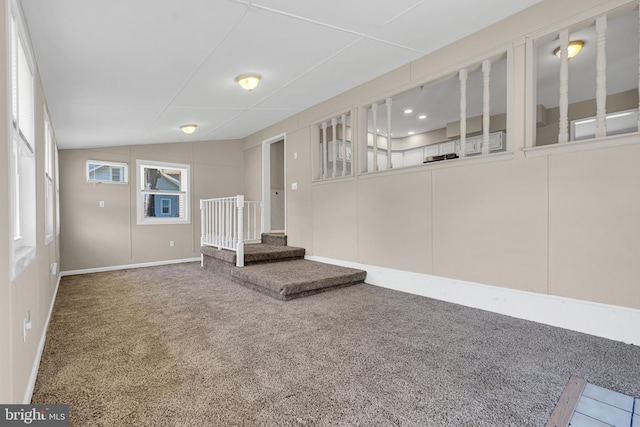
[418,115,427,120]
[404,109,413,114]
[554,40,584,60]
[180,124,197,135]
[235,74,261,91]
[408,131,415,135]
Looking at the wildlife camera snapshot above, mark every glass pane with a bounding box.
[143,167,182,191]
[142,194,182,219]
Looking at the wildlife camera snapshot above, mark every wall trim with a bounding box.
[60,257,201,277]
[23,273,61,404]
[306,255,640,346]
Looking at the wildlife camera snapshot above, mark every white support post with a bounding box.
[341,113,347,177]
[236,195,244,267]
[372,103,379,171]
[559,30,570,143]
[200,199,205,247]
[321,121,328,179]
[386,98,393,169]
[595,15,607,139]
[459,69,468,158]
[482,60,491,155]
[331,117,338,178]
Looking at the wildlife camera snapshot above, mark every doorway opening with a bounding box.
[261,133,286,234]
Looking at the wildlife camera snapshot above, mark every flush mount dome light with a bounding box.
[554,40,584,59]
[235,74,261,91]
[180,124,197,135]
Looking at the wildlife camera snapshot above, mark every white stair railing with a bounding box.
[200,195,262,267]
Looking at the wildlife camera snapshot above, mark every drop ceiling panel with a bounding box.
[49,104,161,149]
[22,0,248,105]
[204,108,302,140]
[137,107,243,144]
[371,0,542,52]
[249,0,422,35]
[170,6,361,109]
[256,38,423,110]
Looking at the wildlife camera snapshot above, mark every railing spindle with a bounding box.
[482,60,492,155]
[559,30,570,143]
[596,15,607,138]
[322,121,328,179]
[331,117,338,178]
[341,113,347,177]
[386,98,393,169]
[459,69,468,158]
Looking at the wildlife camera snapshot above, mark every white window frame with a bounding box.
[9,0,37,279]
[86,160,128,184]
[55,145,60,236]
[44,107,54,244]
[136,159,190,225]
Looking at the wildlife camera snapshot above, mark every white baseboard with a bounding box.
[306,255,640,346]
[60,257,201,277]
[24,273,61,404]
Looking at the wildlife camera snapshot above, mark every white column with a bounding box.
[386,98,393,169]
[595,15,607,139]
[558,30,570,143]
[341,113,347,177]
[331,117,338,178]
[459,69,468,158]
[372,103,379,171]
[482,60,492,155]
[322,121,328,179]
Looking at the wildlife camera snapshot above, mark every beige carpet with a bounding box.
[32,262,640,426]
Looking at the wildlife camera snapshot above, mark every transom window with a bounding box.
[136,160,190,225]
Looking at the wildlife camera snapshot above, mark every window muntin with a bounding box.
[87,160,128,184]
[9,2,37,279]
[533,6,639,146]
[362,54,508,173]
[136,160,190,224]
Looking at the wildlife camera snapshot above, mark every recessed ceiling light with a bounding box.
[404,109,413,114]
[180,124,197,135]
[408,131,415,135]
[418,115,427,120]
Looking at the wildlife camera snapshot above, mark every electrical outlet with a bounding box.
[50,262,58,275]
[294,152,298,160]
[99,201,105,208]
[23,310,32,342]
[169,241,175,247]
[291,182,298,190]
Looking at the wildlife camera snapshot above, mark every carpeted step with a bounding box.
[261,233,287,246]
[201,243,305,265]
[230,259,366,301]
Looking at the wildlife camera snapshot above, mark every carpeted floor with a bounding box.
[32,262,640,426]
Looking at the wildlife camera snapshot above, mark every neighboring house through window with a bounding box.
[136,160,190,224]
[86,160,128,184]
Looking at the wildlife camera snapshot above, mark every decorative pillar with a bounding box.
[558,30,569,143]
[341,113,347,176]
[595,15,607,138]
[372,103,379,171]
[482,60,491,155]
[386,97,393,169]
[322,121,328,179]
[459,69,468,158]
[331,117,338,178]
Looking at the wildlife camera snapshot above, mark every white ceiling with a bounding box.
[20,0,543,149]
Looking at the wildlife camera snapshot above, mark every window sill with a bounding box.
[357,151,515,180]
[524,132,640,158]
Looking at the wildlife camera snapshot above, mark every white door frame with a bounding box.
[262,133,286,234]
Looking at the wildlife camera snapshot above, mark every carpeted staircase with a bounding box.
[201,234,367,300]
